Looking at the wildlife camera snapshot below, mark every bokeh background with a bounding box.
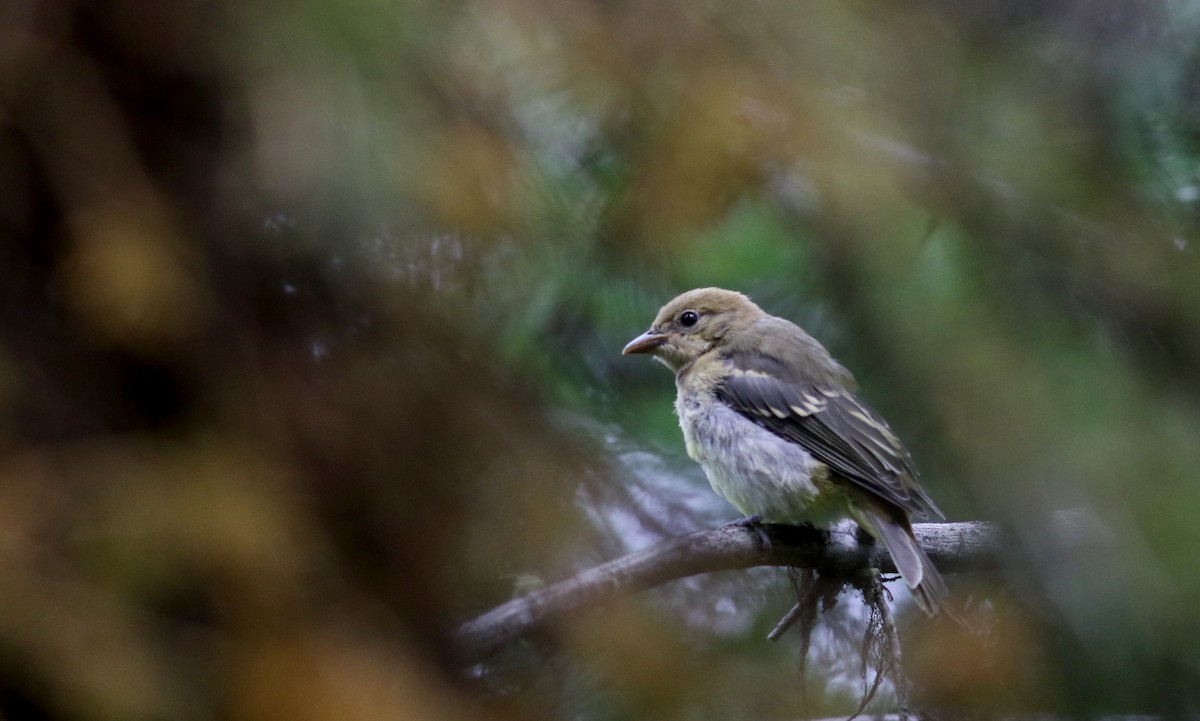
[3,0,1200,719]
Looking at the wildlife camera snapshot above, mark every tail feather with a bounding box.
[909,546,949,616]
[863,510,947,617]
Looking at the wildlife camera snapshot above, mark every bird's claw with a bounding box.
[723,514,772,551]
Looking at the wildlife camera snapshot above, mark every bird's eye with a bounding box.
[679,310,699,328]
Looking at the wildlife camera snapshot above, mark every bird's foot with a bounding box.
[723,514,772,551]
[720,513,761,529]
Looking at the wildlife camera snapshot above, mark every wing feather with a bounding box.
[716,354,943,520]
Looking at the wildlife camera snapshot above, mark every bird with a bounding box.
[622,287,948,615]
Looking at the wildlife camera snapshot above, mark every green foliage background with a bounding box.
[3,1,1200,719]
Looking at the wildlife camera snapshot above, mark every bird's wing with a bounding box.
[715,355,943,520]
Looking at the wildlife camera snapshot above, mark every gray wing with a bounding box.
[715,354,943,520]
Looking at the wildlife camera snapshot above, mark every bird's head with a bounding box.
[622,287,765,373]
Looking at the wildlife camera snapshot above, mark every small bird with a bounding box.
[623,287,948,615]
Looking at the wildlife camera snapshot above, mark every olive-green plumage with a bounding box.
[624,288,948,615]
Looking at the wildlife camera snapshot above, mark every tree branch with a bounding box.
[455,520,1002,663]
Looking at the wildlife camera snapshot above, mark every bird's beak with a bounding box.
[622,329,668,355]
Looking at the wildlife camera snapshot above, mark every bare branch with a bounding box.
[456,520,1002,663]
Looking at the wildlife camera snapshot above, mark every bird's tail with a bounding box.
[862,509,948,617]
